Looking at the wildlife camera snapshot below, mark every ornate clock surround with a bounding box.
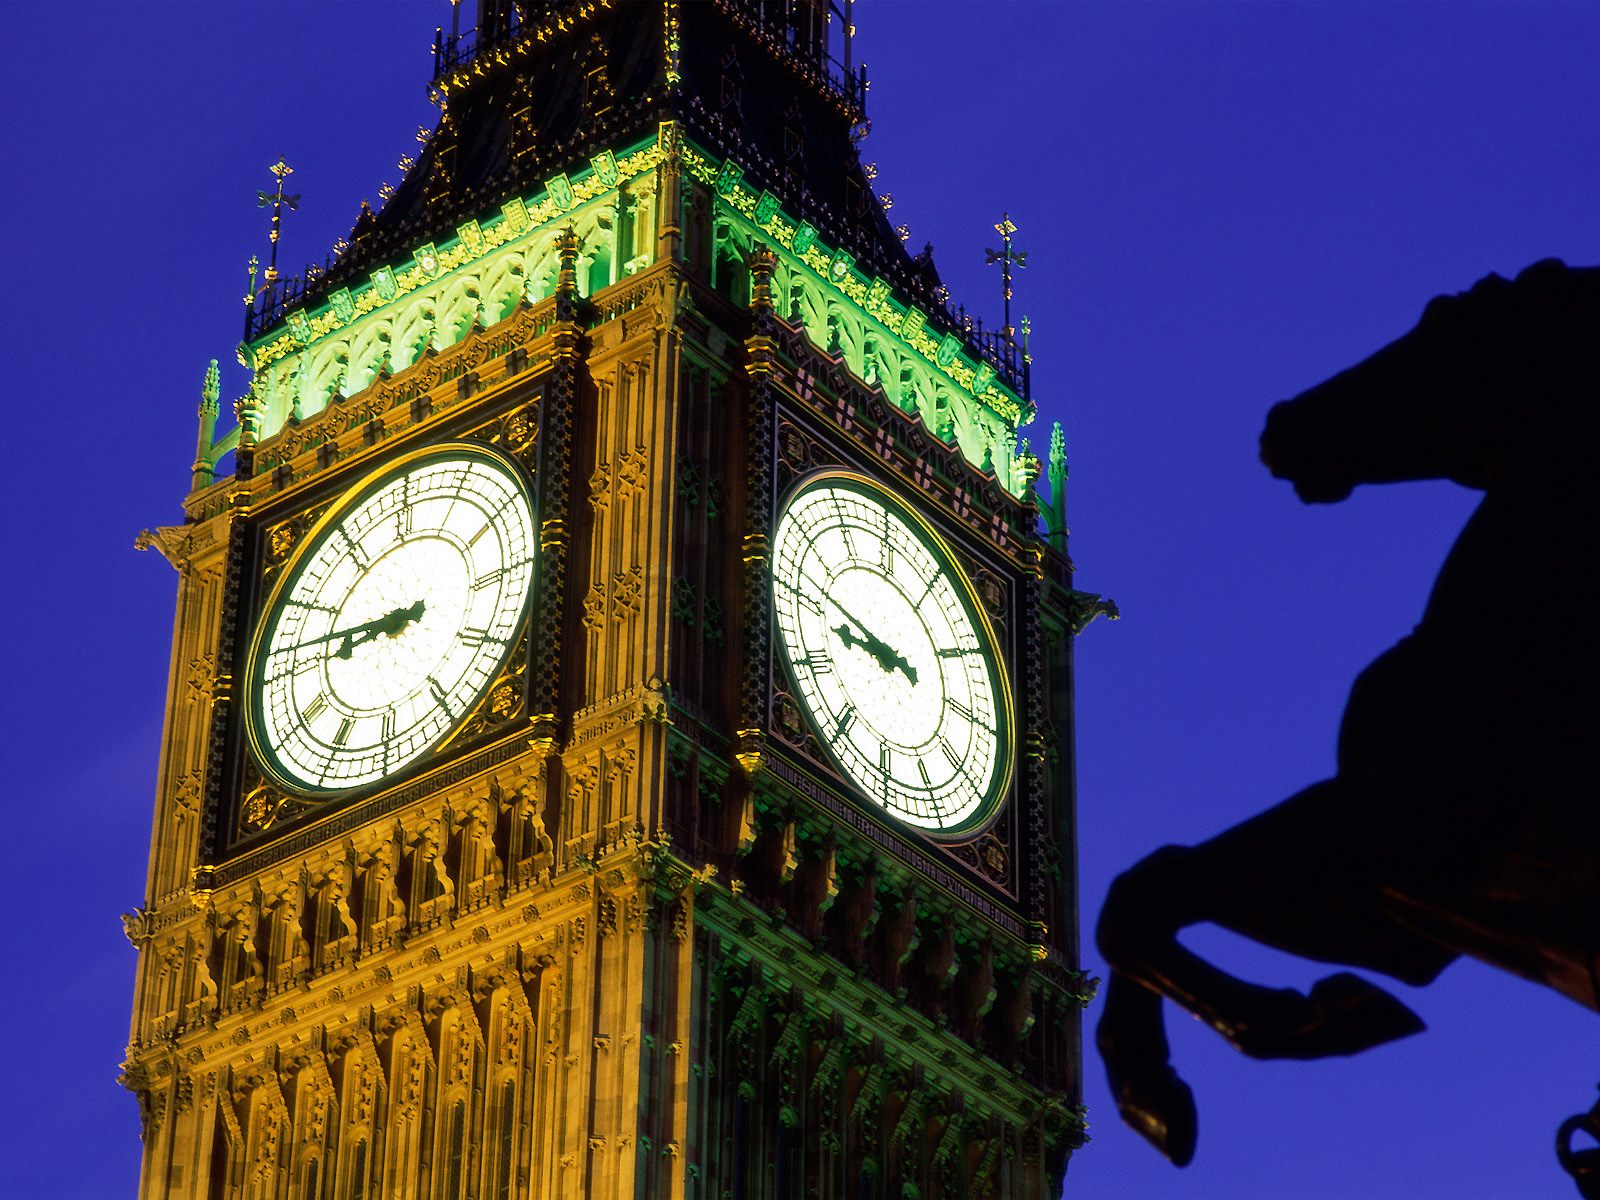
[750,308,1048,928]
[202,333,558,868]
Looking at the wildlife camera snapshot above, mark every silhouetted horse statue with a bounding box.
[1095,259,1599,1193]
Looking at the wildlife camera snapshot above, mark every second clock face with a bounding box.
[245,444,537,795]
[771,473,1013,835]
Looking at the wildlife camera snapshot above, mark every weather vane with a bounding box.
[247,157,300,305]
[984,214,1028,344]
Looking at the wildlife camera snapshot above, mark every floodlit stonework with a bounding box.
[126,5,1102,1196]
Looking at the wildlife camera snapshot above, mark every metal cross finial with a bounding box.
[984,213,1029,344]
[255,157,301,289]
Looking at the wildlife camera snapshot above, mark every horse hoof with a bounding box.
[1233,972,1426,1059]
[1110,1065,1198,1167]
[1303,972,1427,1056]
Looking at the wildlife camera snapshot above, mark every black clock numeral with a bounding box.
[428,676,454,717]
[916,757,931,786]
[879,741,892,774]
[880,535,894,574]
[468,520,495,548]
[829,496,857,556]
[302,693,329,722]
[936,646,978,659]
[336,527,370,569]
[937,737,961,769]
[802,650,833,674]
[381,711,395,741]
[779,577,824,616]
[950,700,973,721]
[831,704,857,743]
[265,654,319,686]
[472,567,504,592]
[458,626,492,648]
[334,717,354,748]
[285,599,340,616]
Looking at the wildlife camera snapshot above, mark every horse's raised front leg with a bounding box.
[1096,969,1197,1165]
[1097,779,1449,1158]
[1100,838,1427,1056]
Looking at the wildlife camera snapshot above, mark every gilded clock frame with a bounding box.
[241,439,540,801]
[771,466,1017,842]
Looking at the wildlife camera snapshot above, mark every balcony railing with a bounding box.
[431,0,867,117]
[947,307,1031,404]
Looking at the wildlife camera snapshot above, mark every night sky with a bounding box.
[5,3,1597,1197]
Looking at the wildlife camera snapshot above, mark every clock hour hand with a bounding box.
[288,600,427,659]
[795,580,918,684]
[826,595,919,684]
[829,617,919,685]
[335,600,427,658]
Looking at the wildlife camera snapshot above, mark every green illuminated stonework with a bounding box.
[212,127,1029,497]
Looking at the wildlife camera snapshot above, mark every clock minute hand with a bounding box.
[824,595,882,647]
[827,593,915,683]
[832,623,875,662]
[288,600,427,658]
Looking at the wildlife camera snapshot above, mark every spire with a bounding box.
[985,214,1028,344]
[256,158,299,294]
[1046,421,1067,548]
[192,360,221,490]
[252,1,883,333]
[239,3,1028,410]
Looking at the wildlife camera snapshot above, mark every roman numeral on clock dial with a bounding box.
[831,704,857,742]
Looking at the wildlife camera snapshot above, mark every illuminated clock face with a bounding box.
[771,474,1013,835]
[245,444,537,794]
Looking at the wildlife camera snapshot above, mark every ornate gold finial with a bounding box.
[748,244,778,311]
[554,225,581,298]
[255,157,301,291]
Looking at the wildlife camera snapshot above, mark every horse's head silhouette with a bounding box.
[1096,259,1599,1191]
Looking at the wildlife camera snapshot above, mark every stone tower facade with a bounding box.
[124,3,1105,1196]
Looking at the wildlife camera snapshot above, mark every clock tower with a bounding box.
[125,3,1105,1197]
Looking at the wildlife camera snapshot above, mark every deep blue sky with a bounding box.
[4,3,1597,1197]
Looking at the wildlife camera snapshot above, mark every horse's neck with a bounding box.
[1421,486,1588,646]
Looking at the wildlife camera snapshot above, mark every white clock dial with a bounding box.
[771,473,1013,834]
[245,444,537,794]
